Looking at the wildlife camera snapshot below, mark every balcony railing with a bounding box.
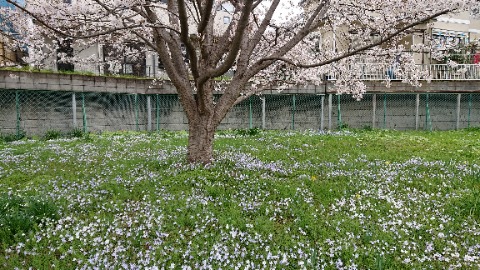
[327,64,480,81]
[76,62,480,81]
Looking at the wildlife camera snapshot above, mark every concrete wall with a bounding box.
[2,90,480,136]
[2,71,480,135]
[4,70,480,95]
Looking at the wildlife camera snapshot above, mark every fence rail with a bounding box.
[1,90,480,138]
[325,64,480,81]
[72,63,480,81]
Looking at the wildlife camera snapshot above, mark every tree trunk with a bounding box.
[187,115,217,164]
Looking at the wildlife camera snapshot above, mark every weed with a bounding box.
[464,126,480,132]
[43,130,62,140]
[68,128,85,138]
[0,194,59,246]
[1,129,26,142]
[338,122,349,129]
[454,189,480,219]
[235,127,261,136]
[362,125,373,131]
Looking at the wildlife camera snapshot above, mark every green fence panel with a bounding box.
[151,95,184,131]
[17,91,73,135]
[2,90,480,136]
[0,90,17,136]
[462,93,480,128]
[293,94,323,130]
[263,95,293,130]
[427,94,457,130]
[337,94,373,130]
[386,94,418,130]
[82,92,143,132]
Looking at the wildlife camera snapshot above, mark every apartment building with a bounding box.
[8,1,479,77]
[0,0,25,66]
[36,1,235,77]
[412,11,480,65]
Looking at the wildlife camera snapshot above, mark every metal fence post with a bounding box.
[468,94,472,128]
[372,94,377,129]
[456,93,461,130]
[328,94,332,130]
[320,95,325,130]
[337,95,342,129]
[415,94,420,130]
[426,93,431,131]
[134,94,139,131]
[72,92,77,128]
[261,96,266,129]
[249,96,253,129]
[15,90,21,139]
[383,93,387,129]
[292,94,296,130]
[147,95,152,131]
[156,94,160,131]
[82,93,87,133]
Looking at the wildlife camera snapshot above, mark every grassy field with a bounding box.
[0,129,479,269]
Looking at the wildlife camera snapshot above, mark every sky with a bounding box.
[267,0,303,23]
[0,0,24,8]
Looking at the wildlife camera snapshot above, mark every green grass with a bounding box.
[0,129,479,268]
[0,194,59,247]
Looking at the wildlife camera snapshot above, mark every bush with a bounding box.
[43,130,62,140]
[0,194,59,246]
[456,189,480,219]
[1,129,26,142]
[464,126,480,132]
[69,128,84,138]
[338,123,349,130]
[235,127,261,136]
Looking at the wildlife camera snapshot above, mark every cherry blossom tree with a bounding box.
[1,0,477,163]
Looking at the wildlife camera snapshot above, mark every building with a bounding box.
[413,11,480,65]
[17,2,480,79]
[31,1,234,78]
[0,0,25,66]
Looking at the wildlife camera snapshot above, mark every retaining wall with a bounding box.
[1,71,480,135]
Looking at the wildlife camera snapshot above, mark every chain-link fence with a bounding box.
[2,90,480,137]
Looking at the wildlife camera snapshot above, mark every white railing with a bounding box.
[326,64,480,81]
[71,62,480,81]
[423,64,480,80]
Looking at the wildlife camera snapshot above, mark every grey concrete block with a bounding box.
[105,77,117,88]
[82,78,95,87]
[72,85,84,92]
[19,76,35,85]
[46,84,63,91]
[4,75,20,83]
[5,82,21,90]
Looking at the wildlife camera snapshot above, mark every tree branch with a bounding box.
[177,0,200,80]
[259,9,452,69]
[199,0,254,84]
[197,0,214,34]
[6,0,146,39]
[236,0,281,74]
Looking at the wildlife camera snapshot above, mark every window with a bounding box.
[57,39,74,71]
[102,43,147,76]
[223,16,231,24]
[432,29,468,49]
[217,4,235,12]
